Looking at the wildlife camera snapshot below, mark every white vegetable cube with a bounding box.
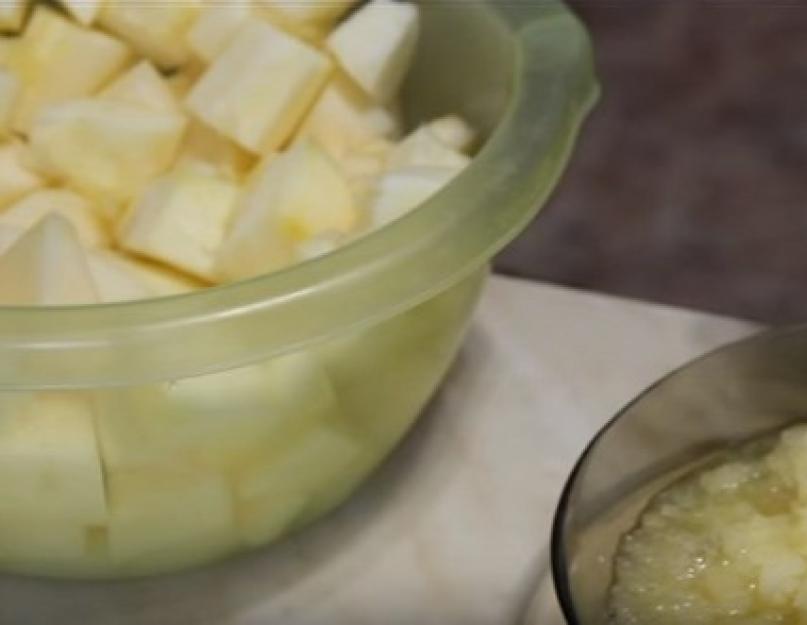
[94,351,339,472]
[57,0,102,25]
[99,61,180,114]
[186,2,250,64]
[427,115,477,153]
[296,74,401,159]
[186,18,332,154]
[327,0,419,103]
[339,138,393,205]
[87,250,156,303]
[237,427,360,501]
[120,167,240,281]
[0,214,98,305]
[176,121,255,181]
[217,140,357,280]
[0,391,106,523]
[9,7,131,131]
[0,140,43,208]
[258,0,357,27]
[88,250,201,302]
[0,223,22,254]
[259,350,345,429]
[255,0,348,44]
[29,99,187,215]
[370,166,459,227]
[0,189,110,248]
[0,0,27,32]
[106,468,236,572]
[387,125,472,170]
[98,1,201,69]
[236,426,360,545]
[0,36,16,62]
[0,68,20,133]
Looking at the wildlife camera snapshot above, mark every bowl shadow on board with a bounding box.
[0,331,491,625]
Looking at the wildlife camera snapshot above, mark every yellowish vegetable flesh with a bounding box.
[97,1,200,69]
[611,425,807,624]
[9,6,131,132]
[29,98,187,214]
[0,214,99,305]
[186,18,332,154]
[0,139,44,207]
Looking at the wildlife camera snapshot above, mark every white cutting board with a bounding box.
[0,276,757,625]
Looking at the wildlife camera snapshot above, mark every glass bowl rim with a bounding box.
[0,0,598,387]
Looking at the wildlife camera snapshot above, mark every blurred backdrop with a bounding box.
[494,1,807,324]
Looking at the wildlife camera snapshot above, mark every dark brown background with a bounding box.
[494,1,807,324]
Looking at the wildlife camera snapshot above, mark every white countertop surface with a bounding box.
[0,276,758,625]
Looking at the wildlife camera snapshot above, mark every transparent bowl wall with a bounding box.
[552,326,807,624]
[0,0,597,578]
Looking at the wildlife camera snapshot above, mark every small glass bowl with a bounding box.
[552,325,807,624]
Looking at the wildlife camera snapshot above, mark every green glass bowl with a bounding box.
[0,1,597,578]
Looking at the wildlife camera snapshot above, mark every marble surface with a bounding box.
[0,276,758,625]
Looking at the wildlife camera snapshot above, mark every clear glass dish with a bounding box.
[551,325,807,624]
[0,0,597,579]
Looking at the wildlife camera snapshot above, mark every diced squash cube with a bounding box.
[176,121,255,181]
[0,36,17,62]
[258,0,357,29]
[387,125,471,170]
[217,140,356,280]
[0,223,21,254]
[0,67,19,133]
[97,0,201,69]
[370,166,458,227]
[0,0,28,33]
[119,166,240,281]
[186,2,250,63]
[0,391,106,523]
[338,138,392,205]
[427,115,477,153]
[29,99,187,217]
[186,18,332,154]
[88,249,200,302]
[94,351,339,471]
[237,427,359,501]
[327,0,418,103]
[254,3,337,44]
[56,0,102,25]
[99,60,180,114]
[0,214,98,305]
[0,188,110,248]
[0,140,42,208]
[9,7,131,131]
[296,73,400,159]
[236,426,359,545]
[87,249,153,302]
[106,468,236,573]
